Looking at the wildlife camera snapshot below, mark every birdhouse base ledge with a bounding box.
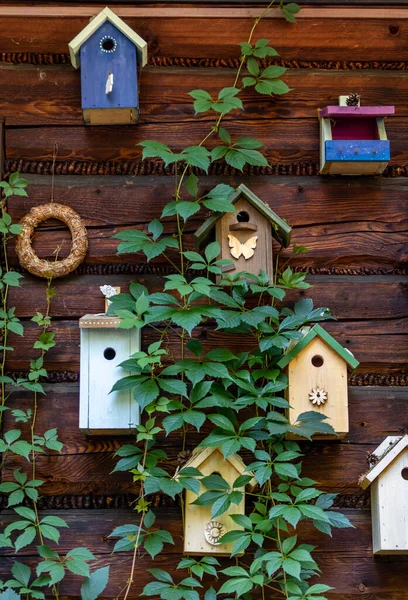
[83,107,139,125]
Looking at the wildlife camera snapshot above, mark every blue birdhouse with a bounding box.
[69,7,147,125]
[319,95,394,175]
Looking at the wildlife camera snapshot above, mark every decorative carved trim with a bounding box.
[348,373,407,387]
[295,266,408,276]
[1,52,408,71]
[8,261,408,277]
[0,491,370,510]
[5,159,408,179]
[7,371,407,386]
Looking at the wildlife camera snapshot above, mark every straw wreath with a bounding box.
[15,203,88,278]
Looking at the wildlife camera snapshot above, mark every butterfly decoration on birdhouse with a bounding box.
[195,184,291,279]
[227,234,258,260]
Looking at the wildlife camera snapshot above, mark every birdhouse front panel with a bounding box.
[79,316,140,434]
[319,105,394,175]
[371,450,408,554]
[215,197,273,279]
[80,21,138,125]
[184,448,246,556]
[286,337,349,438]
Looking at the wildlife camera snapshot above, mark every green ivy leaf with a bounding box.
[66,560,90,578]
[14,527,36,551]
[12,562,31,587]
[80,567,110,600]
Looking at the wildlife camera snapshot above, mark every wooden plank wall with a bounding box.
[0,3,407,599]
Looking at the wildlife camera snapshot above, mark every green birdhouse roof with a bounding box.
[194,184,292,249]
[277,324,359,370]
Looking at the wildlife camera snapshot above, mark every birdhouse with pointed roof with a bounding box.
[194,184,291,280]
[360,435,408,555]
[319,95,394,175]
[69,7,147,125]
[179,447,256,556]
[277,324,359,438]
[79,286,140,434]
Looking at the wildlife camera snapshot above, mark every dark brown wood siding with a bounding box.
[0,4,407,599]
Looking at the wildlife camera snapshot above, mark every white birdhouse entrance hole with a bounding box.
[100,36,117,53]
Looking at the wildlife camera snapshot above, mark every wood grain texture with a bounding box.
[3,384,406,456]
[0,507,407,599]
[7,175,407,229]
[0,508,373,556]
[5,175,408,270]
[1,66,408,126]
[6,224,406,270]
[4,318,407,374]
[5,118,408,166]
[0,555,407,600]
[0,8,407,62]
[1,5,407,597]
[9,274,408,320]
[0,440,391,495]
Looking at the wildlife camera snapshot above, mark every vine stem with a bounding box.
[122,440,149,600]
[173,0,278,201]
[0,230,10,428]
[30,277,60,600]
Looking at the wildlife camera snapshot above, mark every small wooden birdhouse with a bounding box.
[277,324,359,438]
[79,289,140,433]
[180,447,256,556]
[360,435,408,555]
[319,95,394,175]
[194,184,291,280]
[69,7,147,125]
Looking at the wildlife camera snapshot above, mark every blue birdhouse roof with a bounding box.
[69,6,147,69]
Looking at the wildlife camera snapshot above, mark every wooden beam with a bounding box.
[4,319,407,374]
[1,67,408,127]
[0,9,407,61]
[0,7,407,18]
[9,274,408,320]
[5,119,408,166]
[3,384,407,451]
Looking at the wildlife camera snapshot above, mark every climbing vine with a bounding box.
[0,2,353,600]
[0,180,108,599]
[105,2,353,600]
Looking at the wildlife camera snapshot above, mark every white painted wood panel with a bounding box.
[374,449,408,554]
[79,327,139,433]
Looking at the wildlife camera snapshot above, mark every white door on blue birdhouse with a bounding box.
[79,318,140,434]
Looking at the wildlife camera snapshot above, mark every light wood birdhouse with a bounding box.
[69,7,147,125]
[194,184,291,280]
[319,95,394,175]
[79,286,140,434]
[277,324,359,439]
[360,435,408,555]
[180,447,256,556]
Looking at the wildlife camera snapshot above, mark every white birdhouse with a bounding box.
[179,447,256,556]
[79,291,140,434]
[359,435,408,555]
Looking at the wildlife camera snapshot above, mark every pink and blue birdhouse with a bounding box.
[319,96,394,175]
[69,7,147,126]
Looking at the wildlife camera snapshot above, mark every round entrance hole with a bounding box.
[100,36,117,53]
[237,211,250,223]
[311,355,324,368]
[402,467,408,481]
[104,347,116,361]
